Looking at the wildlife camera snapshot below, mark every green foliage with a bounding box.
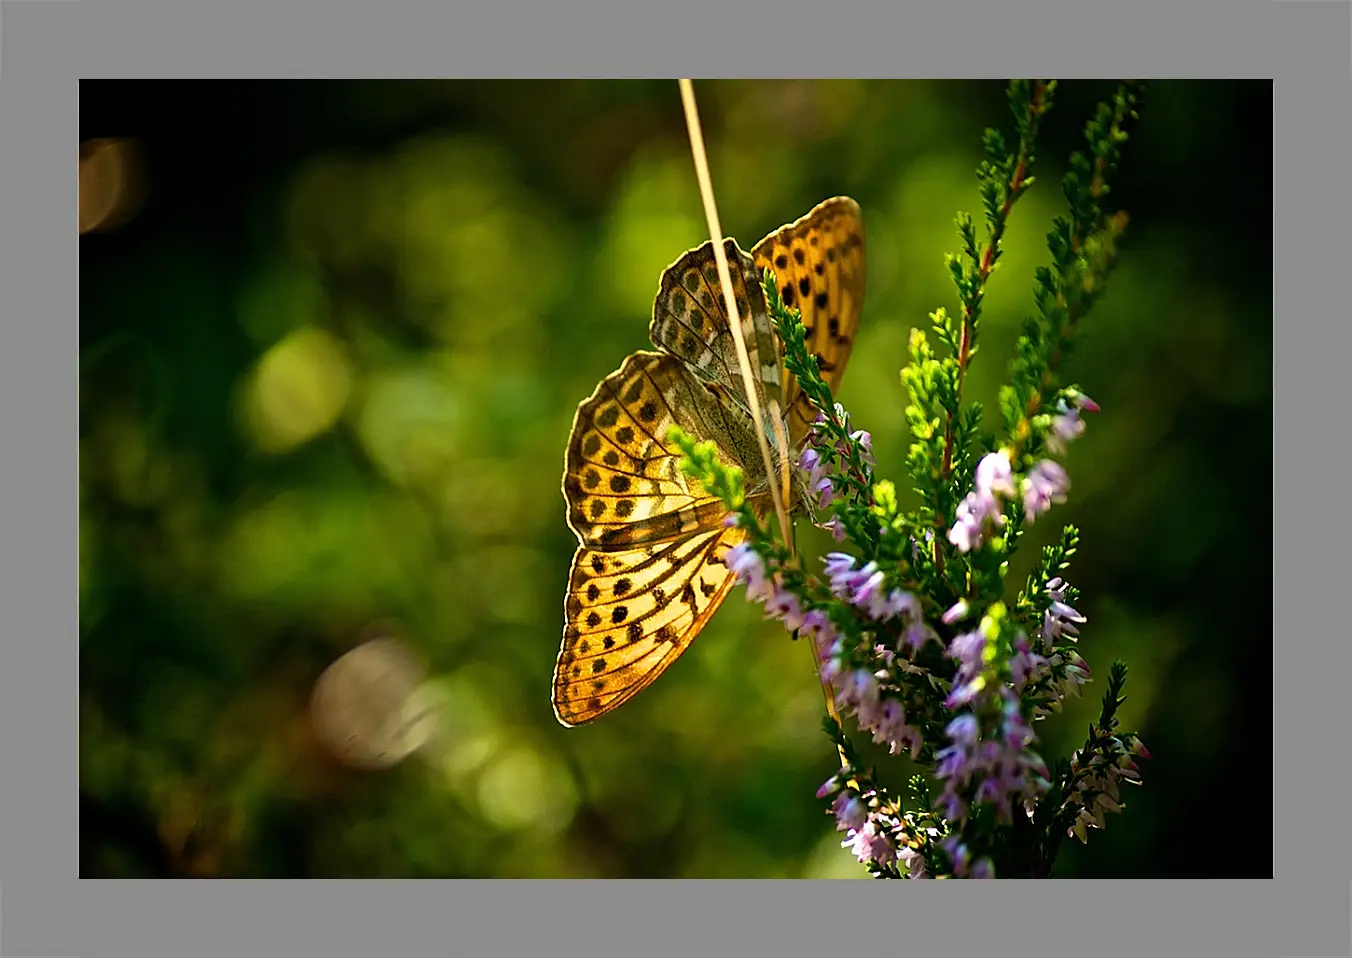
[1016,524,1081,622]
[668,425,746,512]
[78,80,1272,879]
[1001,82,1143,454]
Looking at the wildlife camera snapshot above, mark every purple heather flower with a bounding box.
[947,502,982,553]
[975,450,1017,499]
[874,588,920,623]
[844,818,896,866]
[872,699,923,759]
[729,550,784,608]
[848,429,875,467]
[948,451,1021,553]
[832,792,868,833]
[819,651,843,684]
[940,836,971,875]
[945,676,985,710]
[799,447,824,482]
[1000,695,1036,753]
[1041,609,1078,644]
[897,845,928,879]
[1047,393,1098,456]
[815,774,841,800]
[1042,607,1083,645]
[942,599,970,625]
[765,589,806,631]
[901,619,938,655]
[724,542,758,578]
[946,713,980,747]
[822,514,848,542]
[1049,600,1084,624]
[937,629,1050,827]
[873,641,898,669]
[849,561,886,609]
[934,738,968,784]
[940,725,1046,824]
[935,791,967,823]
[812,476,835,510]
[1022,459,1070,522]
[800,609,831,642]
[1038,583,1086,649]
[836,668,882,727]
[820,552,922,623]
[948,488,1005,553]
[725,542,773,603]
[823,551,855,579]
[969,858,995,880]
[1047,406,1084,455]
[1009,632,1047,691]
[949,629,985,680]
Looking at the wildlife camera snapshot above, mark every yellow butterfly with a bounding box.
[553,197,867,726]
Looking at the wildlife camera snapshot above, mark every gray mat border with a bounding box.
[7,0,1333,954]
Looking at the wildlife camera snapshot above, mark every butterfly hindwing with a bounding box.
[751,196,867,446]
[553,525,745,726]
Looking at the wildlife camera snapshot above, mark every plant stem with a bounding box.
[933,79,1050,574]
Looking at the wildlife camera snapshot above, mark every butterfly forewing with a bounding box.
[751,196,867,446]
[563,350,767,550]
[649,238,782,427]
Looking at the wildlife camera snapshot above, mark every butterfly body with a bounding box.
[554,197,866,726]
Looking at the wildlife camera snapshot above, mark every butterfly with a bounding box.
[553,197,867,727]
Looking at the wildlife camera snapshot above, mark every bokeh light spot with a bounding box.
[476,743,578,835]
[79,138,147,234]
[310,638,437,771]
[243,327,353,454]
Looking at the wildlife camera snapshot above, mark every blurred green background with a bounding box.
[79,80,1272,878]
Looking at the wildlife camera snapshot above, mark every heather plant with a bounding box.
[670,79,1149,879]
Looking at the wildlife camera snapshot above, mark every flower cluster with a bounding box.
[1034,577,1093,708]
[672,80,1149,879]
[1063,732,1149,842]
[934,608,1051,828]
[947,393,1098,552]
[939,834,994,879]
[800,405,875,543]
[822,553,924,640]
[1054,662,1151,845]
[819,552,937,758]
[947,450,1016,554]
[816,772,929,878]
